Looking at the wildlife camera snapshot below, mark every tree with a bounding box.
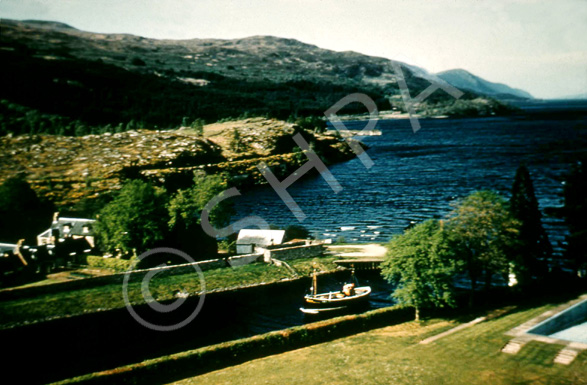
[190,118,205,136]
[381,220,456,321]
[445,191,520,306]
[167,173,233,260]
[0,176,54,244]
[126,119,139,131]
[95,180,168,255]
[294,116,326,134]
[230,128,242,152]
[168,173,232,230]
[563,160,587,277]
[509,165,551,285]
[284,224,312,242]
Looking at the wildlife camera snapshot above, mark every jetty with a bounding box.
[334,258,383,270]
[326,129,382,138]
[327,244,386,270]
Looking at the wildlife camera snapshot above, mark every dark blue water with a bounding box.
[233,103,587,256]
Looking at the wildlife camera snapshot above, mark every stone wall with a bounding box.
[0,254,260,301]
[528,299,587,336]
[263,244,324,262]
[227,253,263,267]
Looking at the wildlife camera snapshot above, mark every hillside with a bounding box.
[2,19,433,88]
[437,69,533,100]
[0,19,511,137]
[0,118,358,209]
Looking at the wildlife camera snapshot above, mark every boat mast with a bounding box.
[350,265,358,285]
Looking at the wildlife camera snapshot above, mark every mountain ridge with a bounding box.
[0,18,457,91]
[436,68,533,100]
[0,18,518,136]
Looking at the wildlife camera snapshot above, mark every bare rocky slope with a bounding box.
[0,118,358,207]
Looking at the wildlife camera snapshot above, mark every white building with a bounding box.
[37,213,96,248]
[236,229,285,255]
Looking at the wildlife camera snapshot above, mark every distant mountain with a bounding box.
[0,19,516,136]
[21,19,77,30]
[436,69,533,100]
[0,19,440,90]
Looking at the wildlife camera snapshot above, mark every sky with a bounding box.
[1,0,586,99]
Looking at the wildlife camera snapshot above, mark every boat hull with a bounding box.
[303,286,371,309]
[299,306,348,315]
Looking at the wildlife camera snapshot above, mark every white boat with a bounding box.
[300,269,371,314]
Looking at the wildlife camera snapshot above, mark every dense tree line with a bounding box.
[0,44,511,137]
[382,190,520,318]
[95,174,232,266]
[381,164,587,320]
[0,47,392,137]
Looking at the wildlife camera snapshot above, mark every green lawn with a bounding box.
[0,256,338,328]
[172,304,587,385]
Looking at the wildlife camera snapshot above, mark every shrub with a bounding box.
[86,255,134,272]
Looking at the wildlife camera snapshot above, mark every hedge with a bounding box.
[86,256,134,272]
[56,305,412,385]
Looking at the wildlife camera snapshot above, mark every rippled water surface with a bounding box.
[234,103,587,255]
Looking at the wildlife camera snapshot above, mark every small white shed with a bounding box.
[236,229,285,254]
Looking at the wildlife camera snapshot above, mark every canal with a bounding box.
[2,270,394,384]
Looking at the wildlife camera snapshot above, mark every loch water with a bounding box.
[234,101,587,256]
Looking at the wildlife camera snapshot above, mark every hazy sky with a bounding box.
[1,0,586,99]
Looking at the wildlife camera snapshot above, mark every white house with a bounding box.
[37,212,96,248]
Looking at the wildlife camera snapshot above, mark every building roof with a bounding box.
[236,229,285,247]
[0,243,17,254]
[55,217,96,237]
[38,217,96,238]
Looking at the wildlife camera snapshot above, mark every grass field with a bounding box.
[173,303,587,385]
[0,256,338,327]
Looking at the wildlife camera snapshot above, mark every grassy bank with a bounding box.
[0,256,338,328]
[173,302,586,385]
[52,296,587,384]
